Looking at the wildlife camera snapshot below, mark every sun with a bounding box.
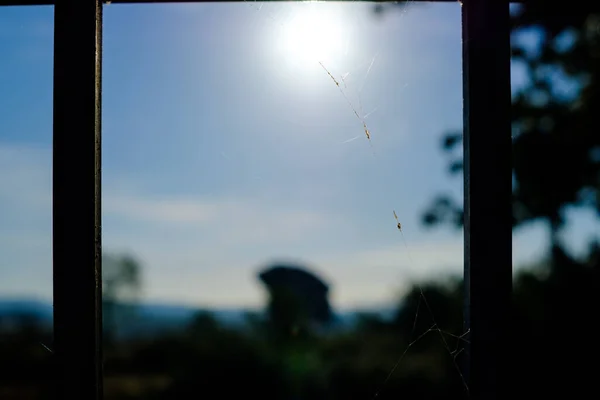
[279,6,346,66]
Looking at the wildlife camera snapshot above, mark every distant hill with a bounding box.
[0,298,53,322]
[0,297,395,338]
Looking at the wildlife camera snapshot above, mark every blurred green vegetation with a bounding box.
[1,242,598,400]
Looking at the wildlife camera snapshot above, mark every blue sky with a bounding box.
[0,2,597,310]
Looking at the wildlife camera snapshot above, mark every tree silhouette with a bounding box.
[419,2,600,246]
[258,264,332,340]
[102,252,143,342]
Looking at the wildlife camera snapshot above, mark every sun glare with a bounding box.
[280,6,345,66]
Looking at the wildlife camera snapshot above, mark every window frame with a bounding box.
[0,1,513,399]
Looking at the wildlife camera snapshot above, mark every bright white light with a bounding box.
[280,7,345,66]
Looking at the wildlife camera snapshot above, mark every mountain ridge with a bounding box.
[0,297,396,338]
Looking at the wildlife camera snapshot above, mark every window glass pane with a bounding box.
[509,2,600,395]
[0,5,54,399]
[103,2,467,399]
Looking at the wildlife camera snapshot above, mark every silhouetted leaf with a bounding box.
[449,161,463,175]
[442,132,462,151]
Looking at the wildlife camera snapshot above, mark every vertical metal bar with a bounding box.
[461,1,512,400]
[52,1,103,399]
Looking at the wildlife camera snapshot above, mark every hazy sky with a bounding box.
[0,2,597,310]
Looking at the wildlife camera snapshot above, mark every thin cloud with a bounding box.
[103,191,339,246]
[0,143,554,308]
[103,195,222,225]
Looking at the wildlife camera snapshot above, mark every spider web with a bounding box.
[244,1,471,398]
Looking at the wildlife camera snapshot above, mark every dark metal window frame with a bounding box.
[0,1,513,399]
